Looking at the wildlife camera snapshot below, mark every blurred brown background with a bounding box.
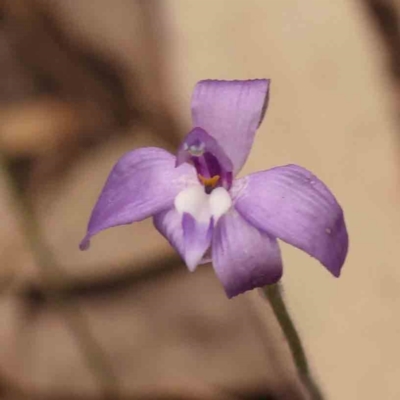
[0,0,399,399]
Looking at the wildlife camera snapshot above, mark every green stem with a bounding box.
[264,284,324,400]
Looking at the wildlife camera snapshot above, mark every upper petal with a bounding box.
[212,211,282,298]
[80,147,195,249]
[191,79,270,175]
[234,165,348,277]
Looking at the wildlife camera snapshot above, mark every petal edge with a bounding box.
[235,165,348,276]
[81,147,195,249]
[212,211,282,298]
[191,79,270,175]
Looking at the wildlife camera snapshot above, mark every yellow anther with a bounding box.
[198,174,220,188]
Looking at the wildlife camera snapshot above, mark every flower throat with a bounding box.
[176,127,234,193]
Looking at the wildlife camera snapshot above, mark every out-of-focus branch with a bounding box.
[363,0,400,124]
[22,255,183,303]
[0,0,183,191]
[2,0,134,130]
[0,155,121,400]
[363,0,400,80]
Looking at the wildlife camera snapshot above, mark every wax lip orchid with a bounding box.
[80,79,348,298]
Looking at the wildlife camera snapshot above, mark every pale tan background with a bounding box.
[0,0,399,399]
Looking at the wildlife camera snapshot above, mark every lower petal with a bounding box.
[153,208,185,261]
[212,211,282,298]
[182,213,213,271]
[153,209,212,271]
[234,165,348,277]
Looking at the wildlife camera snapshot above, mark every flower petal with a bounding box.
[172,184,215,270]
[153,208,212,268]
[153,207,185,261]
[234,165,348,277]
[191,79,270,175]
[212,211,282,298]
[80,147,195,250]
[182,213,213,271]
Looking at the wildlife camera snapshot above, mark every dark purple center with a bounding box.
[176,127,233,192]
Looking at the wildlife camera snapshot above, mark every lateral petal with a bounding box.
[80,147,195,250]
[212,211,282,298]
[234,165,348,277]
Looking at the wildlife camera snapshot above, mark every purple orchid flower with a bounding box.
[80,79,348,298]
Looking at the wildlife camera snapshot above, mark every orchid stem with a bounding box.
[264,284,324,400]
